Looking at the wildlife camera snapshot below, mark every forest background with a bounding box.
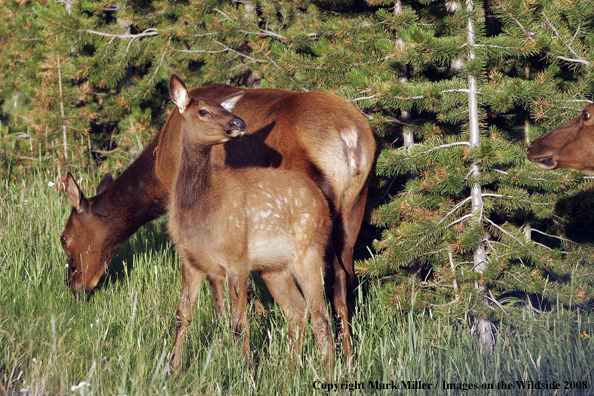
[2,0,594,394]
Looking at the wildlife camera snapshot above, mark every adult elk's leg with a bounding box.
[169,256,205,373]
[328,242,351,360]
[260,271,308,359]
[331,186,369,362]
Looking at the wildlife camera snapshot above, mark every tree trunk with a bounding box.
[466,0,494,361]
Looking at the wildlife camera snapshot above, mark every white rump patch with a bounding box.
[340,127,360,175]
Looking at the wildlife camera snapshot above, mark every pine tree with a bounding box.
[0,1,54,176]
[352,0,594,323]
[10,1,343,169]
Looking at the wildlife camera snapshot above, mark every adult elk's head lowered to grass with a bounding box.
[61,172,115,293]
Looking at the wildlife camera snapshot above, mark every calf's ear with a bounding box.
[220,91,245,113]
[169,74,191,113]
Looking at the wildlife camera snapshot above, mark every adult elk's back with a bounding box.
[527,104,594,172]
[61,80,375,358]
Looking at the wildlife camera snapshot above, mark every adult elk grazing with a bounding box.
[61,76,375,359]
[167,74,332,372]
[527,104,594,171]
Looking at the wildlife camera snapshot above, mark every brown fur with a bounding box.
[167,75,333,371]
[61,76,375,359]
[528,104,594,172]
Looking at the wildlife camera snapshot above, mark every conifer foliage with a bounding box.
[2,0,594,322]
[361,0,594,319]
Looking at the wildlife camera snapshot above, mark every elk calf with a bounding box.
[167,74,333,372]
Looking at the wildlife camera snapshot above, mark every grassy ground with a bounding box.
[1,169,594,395]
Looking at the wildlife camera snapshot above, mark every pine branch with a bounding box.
[144,51,166,87]
[444,214,474,230]
[212,40,266,64]
[541,12,591,66]
[436,196,472,228]
[78,28,159,40]
[237,29,285,40]
[481,193,555,207]
[130,51,166,101]
[530,228,579,245]
[473,44,525,50]
[501,7,535,42]
[350,95,380,102]
[114,34,139,73]
[401,142,471,161]
[173,48,228,54]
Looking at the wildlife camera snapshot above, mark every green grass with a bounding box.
[1,169,594,395]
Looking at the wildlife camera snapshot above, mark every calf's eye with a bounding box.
[582,110,591,121]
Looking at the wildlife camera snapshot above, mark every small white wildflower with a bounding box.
[32,358,36,362]
[65,264,69,268]
[90,323,94,328]
[48,181,55,187]
[20,388,27,393]
[71,382,90,391]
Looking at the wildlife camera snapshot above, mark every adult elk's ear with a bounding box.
[96,173,114,195]
[169,74,191,113]
[66,172,89,213]
[90,199,111,218]
[220,91,245,113]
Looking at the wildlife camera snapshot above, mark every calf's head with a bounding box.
[169,74,246,144]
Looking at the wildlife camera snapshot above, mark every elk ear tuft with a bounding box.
[220,91,245,113]
[169,74,191,113]
[66,172,89,213]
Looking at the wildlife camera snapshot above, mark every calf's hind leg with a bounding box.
[207,276,226,316]
[227,271,251,358]
[260,271,308,358]
[292,252,333,365]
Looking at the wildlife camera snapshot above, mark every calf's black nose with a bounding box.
[230,118,246,131]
